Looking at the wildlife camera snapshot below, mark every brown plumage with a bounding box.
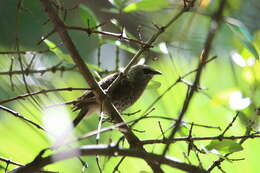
[72,64,161,127]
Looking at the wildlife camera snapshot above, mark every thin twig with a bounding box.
[158,121,166,139]
[195,152,203,169]
[0,157,24,167]
[15,1,40,109]
[134,115,221,130]
[217,165,227,173]
[207,122,253,171]
[106,1,196,100]
[38,0,195,172]
[112,157,126,173]
[141,134,260,145]
[187,122,194,155]
[37,28,56,45]
[8,58,15,90]
[219,112,239,137]
[0,49,49,55]
[66,26,148,46]
[96,155,102,173]
[0,87,89,104]
[0,64,76,76]
[0,105,45,131]
[142,56,217,115]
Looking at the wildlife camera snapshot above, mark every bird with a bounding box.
[72,64,162,127]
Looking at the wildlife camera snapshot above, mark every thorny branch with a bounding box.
[15,2,40,109]
[0,105,45,131]
[106,0,196,95]
[207,117,255,171]
[161,0,227,157]
[36,0,189,172]
[4,0,198,172]
[0,87,89,104]
[0,64,76,76]
[60,114,221,147]
[0,157,24,167]
[66,25,149,47]
[10,144,207,173]
[0,50,49,55]
[39,0,140,147]
[2,0,256,173]
[140,134,260,145]
[141,56,217,115]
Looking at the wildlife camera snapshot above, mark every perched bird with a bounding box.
[72,64,161,127]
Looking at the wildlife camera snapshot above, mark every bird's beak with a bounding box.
[151,69,162,75]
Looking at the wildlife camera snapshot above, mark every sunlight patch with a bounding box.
[42,106,73,144]
[228,91,251,110]
[231,51,255,67]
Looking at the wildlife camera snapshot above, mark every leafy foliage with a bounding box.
[123,0,170,12]
[0,0,259,173]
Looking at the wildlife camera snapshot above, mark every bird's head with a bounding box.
[127,64,162,83]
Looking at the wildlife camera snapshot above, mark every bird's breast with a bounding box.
[108,79,147,112]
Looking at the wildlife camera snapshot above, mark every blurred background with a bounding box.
[0,0,259,172]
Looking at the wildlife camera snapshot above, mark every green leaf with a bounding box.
[44,39,73,64]
[242,40,259,60]
[225,17,252,41]
[226,17,259,60]
[123,0,170,13]
[205,140,243,153]
[203,148,229,160]
[79,4,99,28]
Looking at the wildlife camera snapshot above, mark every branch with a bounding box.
[207,128,253,172]
[141,134,260,145]
[0,87,89,104]
[0,64,76,76]
[66,25,148,46]
[0,105,45,131]
[106,0,196,95]
[123,0,195,73]
[10,144,207,173]
[38,0,165,172]
[0,157,24,167]
[207,116,254,171]
[39,0,142,149]
[161,0,227,156]
[134,115,221,130]
[219,112,239,137]
[141,56,217,115]
[38,0,197,172]
[0,50,49,55]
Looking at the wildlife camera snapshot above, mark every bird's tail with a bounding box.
[45,100,78,109]
[72,107,88,128]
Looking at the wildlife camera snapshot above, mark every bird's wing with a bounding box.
[72,72,119,111]
[99,72,120,89]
